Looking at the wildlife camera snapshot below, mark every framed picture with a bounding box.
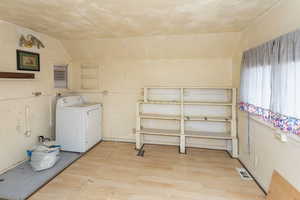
[16,50,40,71]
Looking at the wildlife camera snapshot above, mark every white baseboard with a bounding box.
[0,159,28,175]
[103,137,135,143]
[102,137,227,151]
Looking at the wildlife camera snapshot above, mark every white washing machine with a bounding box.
[56,96,102,152]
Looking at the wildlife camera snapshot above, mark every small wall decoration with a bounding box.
[17,50,40,71]
[19,34,45,49]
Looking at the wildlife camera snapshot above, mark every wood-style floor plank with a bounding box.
[29,142,265,200]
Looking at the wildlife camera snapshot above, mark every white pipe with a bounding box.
[0,94,51,102]
[25,105,31,137]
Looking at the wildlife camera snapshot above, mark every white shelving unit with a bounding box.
[135,86,238,158]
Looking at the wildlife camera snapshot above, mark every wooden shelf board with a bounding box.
[139,100,181,105]
[184,101,232,106]
[185,130,232,139]
[146,87,181,89]
[135,128,232,139]
[183,87,232,89]
[139,113,231,122]
[144,86,233,89]
[138,100,232,106]
[136,128,180,136]
[185,116,232,122]
[140,113,181,120]
[0,72,34,79]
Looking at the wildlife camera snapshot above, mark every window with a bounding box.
[54,65,68,89]
[240,29,300,136]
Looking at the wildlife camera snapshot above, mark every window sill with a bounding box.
[245,113,300,144]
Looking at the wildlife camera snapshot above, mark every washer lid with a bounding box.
[57,96,83,107]
[67,103,101,110]
[73,103,101,107]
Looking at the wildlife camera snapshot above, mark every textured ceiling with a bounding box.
[0,0,279,39]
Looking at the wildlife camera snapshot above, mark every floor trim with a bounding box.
[0,159,28,176]
[103,138,227,151]
[103,137,135,143]
[237,159,267,195]
[225,150,234,159]
[225,151,267,196]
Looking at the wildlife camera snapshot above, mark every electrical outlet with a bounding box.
[275,130,288,143]
[280,133,288,142]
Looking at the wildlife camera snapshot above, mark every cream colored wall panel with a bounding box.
[233,0,300,191]
[0,21,70,173]
[186,137,227,150]
[67,33,236,146]
[112,59,232,89]
[62,33,241,60]
[72,59,233,92]
[238,112,300,191]
[242,0,300,50]
[71,57,233,142]
[101,93,138,140]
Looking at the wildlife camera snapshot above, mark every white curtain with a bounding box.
[240,43,272,109]
[270,31,300,118]
[240,29,300,119]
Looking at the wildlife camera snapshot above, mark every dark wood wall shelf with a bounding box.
[0,72,35,79]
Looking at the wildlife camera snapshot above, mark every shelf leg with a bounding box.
[180,135,186,153]
[135,102,143,150]
[230,88,238,158]
[136,133,143,150]
[143,88,148,102]
[179,88,185,154]
[231,138,238,158]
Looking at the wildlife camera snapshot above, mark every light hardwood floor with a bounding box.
[30,142,265,200]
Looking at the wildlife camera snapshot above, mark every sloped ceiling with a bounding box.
[0,0,279,39]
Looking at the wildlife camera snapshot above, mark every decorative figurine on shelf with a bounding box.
[19,34,45,49]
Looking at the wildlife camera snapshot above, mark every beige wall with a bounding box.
[233,0,300,191]
[2,0,299,192]
[64,0,300,191]
[0,21,70,173]
[62,33,240,142]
